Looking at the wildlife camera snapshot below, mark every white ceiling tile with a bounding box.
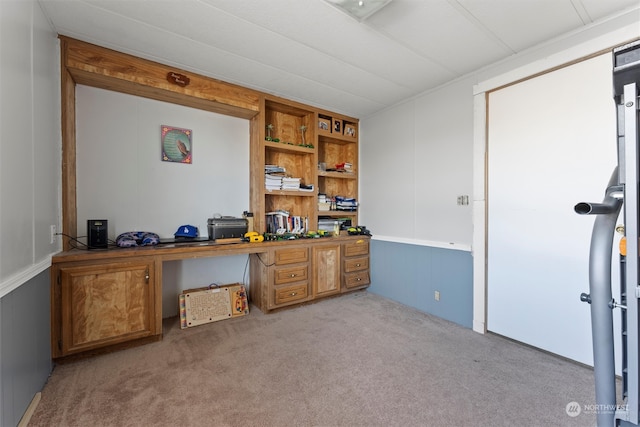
[368,0,511,74]
[579,0,640,22]
[455,0,585,52]
[38,0,639,117]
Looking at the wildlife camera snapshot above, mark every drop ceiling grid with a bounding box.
[578,0,640,22]
[37,0,640,117]
[457,0,587,52]
[201,0,458,94]
[368,0,512,76]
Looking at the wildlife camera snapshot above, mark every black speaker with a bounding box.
[87,219,108,249]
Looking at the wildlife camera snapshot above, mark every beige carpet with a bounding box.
[29,291,599,426]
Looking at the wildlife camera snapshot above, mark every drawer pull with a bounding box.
[290,273,296,278]
[355,263,361,267]
[356,278,361,281]
[290,292,297,296]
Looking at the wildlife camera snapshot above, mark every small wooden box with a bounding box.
[179,283,249,329]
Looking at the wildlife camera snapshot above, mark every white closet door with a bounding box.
[487,53,619,366]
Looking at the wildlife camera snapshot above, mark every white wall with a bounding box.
[0,0,60,297]
[360,75,475,250]
[361,7,639,365]
[76,86,252,316]
[75,85,250,240]
[0,1,58,424]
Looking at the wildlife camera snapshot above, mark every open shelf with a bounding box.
[318,171,357,179]
[318,211,358,217]
[265,141,315,154]
[252,96,359,234]
[265,190,317,197]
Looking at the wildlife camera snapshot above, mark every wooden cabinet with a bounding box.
[250,236,370,313]
[51,257,160,359]
[52,39,370,360]
[312,243,341,297]
[250,95,359,235]
[342,239,370,291]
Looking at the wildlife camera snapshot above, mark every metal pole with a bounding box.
[576,169,622,427]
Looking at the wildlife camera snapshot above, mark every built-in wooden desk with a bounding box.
[50,235,370,360]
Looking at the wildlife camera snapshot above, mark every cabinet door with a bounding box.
[312,244,341,297]
[59,260,155,355]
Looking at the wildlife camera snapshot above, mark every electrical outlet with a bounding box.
[50,225,57,244]
[434,290,440,301]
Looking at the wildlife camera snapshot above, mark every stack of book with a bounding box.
[265,173,283,190]
[318,194,331,211]
[331,162,354,173]
[265,165,285,174]
[264,165,305,192]
[265,165,285,191]
[335,196,357,211]
[335,162,353,173]
[265,210,308,234]
[281,176,301,190]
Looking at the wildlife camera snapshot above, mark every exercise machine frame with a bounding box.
[576,39,640,427]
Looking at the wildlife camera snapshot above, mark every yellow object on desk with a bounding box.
[244,231,264,243]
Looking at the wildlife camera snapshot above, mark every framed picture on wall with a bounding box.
[162,125,193,164]
[344,122,357,138]
[333,118,342,134]
[319,117,331,132]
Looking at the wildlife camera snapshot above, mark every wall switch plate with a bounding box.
[457,195,469,205]
[434,290,440,301]
[50,225,56,244]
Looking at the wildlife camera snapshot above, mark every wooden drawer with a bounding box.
[275,247,308,265]
[344,256,369,273]
[275,283,309,305]
[343,240,369,257]
[274,265,309,285]
[344,271,370,289]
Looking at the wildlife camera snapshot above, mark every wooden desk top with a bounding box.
[51,235,370,264]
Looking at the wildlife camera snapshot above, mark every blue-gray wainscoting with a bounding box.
[368,239,473,328]
[1,269,52,427]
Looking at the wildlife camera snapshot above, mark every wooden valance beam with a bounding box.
[61,36,261,119]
